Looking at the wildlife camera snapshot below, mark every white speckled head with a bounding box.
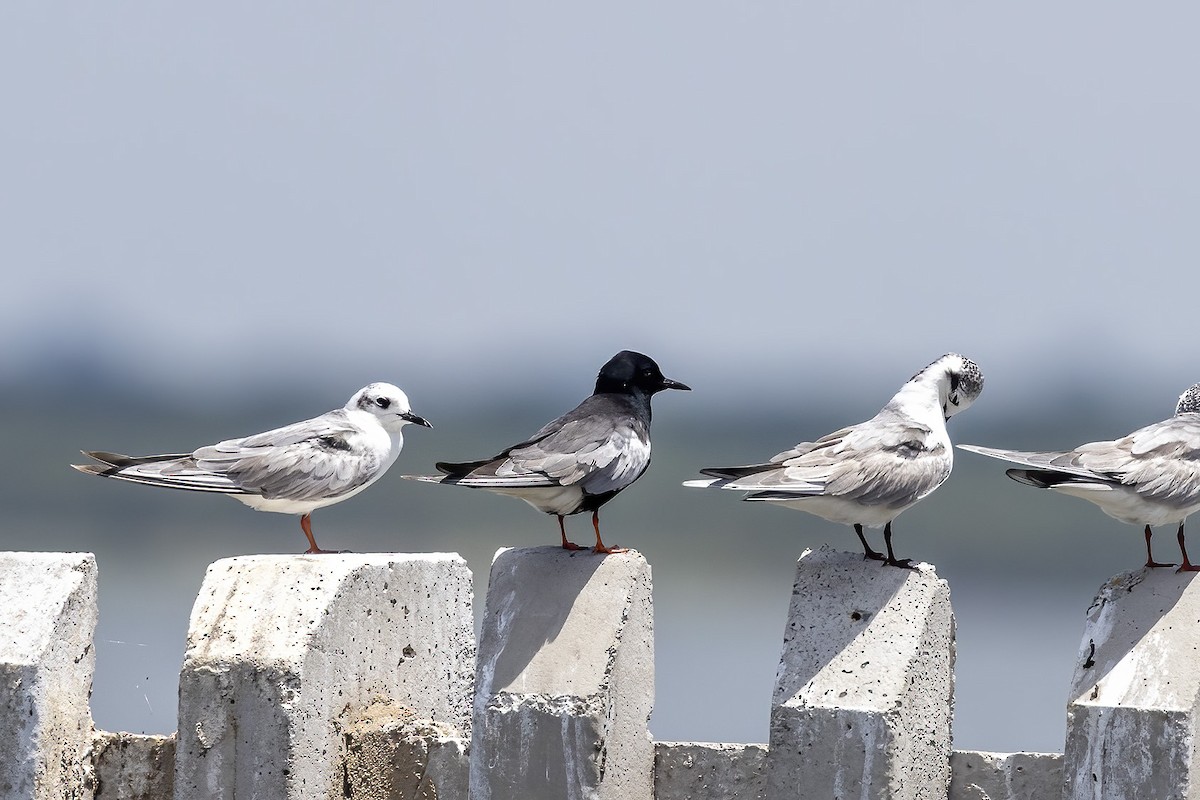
[1176,383,1200,415]
[349,383,432,432]
[912,353,984,420]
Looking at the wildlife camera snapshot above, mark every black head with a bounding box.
[594,350,691,396]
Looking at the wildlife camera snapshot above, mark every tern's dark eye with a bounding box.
[375,397,391,409]
[949,373,961,394]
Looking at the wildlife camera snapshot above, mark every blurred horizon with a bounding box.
[5,358,1194,754]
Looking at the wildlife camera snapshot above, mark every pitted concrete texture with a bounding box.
[93,731,175,800]
[175,553,475,800]
[764,546,954,800]
[949,750,1062,800]
[1063,567,1200,799]
[654,742,767,800]
[342,703,468,800]
[0,552,98,800]
[469,546,654,800]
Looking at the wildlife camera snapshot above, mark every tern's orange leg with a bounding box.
[300,514,338,555]
[558,516,585,551]
[1144,524,1175,568]
[1176,523,1200,573]
[591,510,629,555]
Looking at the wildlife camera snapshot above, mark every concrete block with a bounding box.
[469,546,654,800]
[948,750,1062,800]
[1063,567,1200,799]
[654,742,767,800]
[174,554,475,800]
[0,552,98,800]
[342,703,468,800]
[765,545,955,800]
[93,731,175,800]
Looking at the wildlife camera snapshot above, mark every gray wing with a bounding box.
[193,410,384,502]
[961,415,1200,506]
[501,417,649,494]
[956,444,1098,479]
[437,396,651,494]
[710,419,951,509]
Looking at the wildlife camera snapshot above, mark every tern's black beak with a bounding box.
[660,378,691,392]
[402,412,433,428]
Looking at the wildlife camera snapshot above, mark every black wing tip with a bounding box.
[1006,468,1066,489]
[700,464,771,480]
[436,457,500,477]
[80,450,129,465]
[743,490,794,501]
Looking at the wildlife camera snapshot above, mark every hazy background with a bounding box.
[3,3,1200,754]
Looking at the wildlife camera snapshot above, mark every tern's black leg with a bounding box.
[1177,523,1200,573]
[558,515,585,551]
[855,523,886,561]
[882,522,916,570]
[1144,524,1175,568]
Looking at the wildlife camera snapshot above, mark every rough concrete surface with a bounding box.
[174,553,475,800]
[765,546,955,800]
[0,552,98,800]
[342,703,468,800]
[470,546,654,800]
[948,750,1062,800]
[1062,567,1200,799]
[654,741,767,800]
[93,731,175,800]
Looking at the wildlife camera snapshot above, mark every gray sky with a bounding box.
[4,2,1200,753]
[3,3,1199,402]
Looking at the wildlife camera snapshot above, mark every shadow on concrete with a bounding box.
[1071,566,1199,694]
[483,545,609,693]
[773,547,932,703]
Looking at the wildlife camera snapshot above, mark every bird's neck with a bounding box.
[597,388,653,424]
[885,376,946,428]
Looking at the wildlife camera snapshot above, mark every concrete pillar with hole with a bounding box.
[764,545,955,800]
[173,553,475,800]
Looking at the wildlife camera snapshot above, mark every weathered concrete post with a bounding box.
[174,554,475,800]
[0,552,98,800]
[469,546,654,800]
[655,742,768,800]
[1062,567,1200,799]
[949,750,1062,800]
[765,545,955,800]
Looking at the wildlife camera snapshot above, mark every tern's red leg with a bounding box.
[1144,524,1175,568]
[558,515,585,551]
[881,522,915,570]
[1176,523,1200,573]
[300,514,338,555]
[591,510,628,555]
[855,523,886,561]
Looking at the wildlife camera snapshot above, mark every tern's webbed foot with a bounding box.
[883,556,917,570]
